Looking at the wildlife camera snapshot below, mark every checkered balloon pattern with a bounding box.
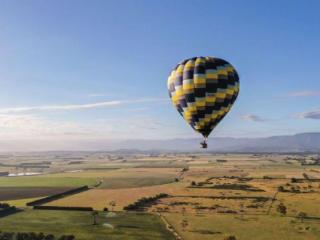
[167,56,240,138]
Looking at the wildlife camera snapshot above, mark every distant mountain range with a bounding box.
[111,132,320,153]
[0,132,319,153]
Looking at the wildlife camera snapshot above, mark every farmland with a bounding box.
[0,187,72,201]
[163,213,320,240]
[0,209,174,240]
[0,176,96,187]
[0,152,319,239]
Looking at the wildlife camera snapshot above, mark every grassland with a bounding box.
[0,210,174,240]
[48,168,178,189]
[0,176,97,187]
[164,213,320,240]
[5,197,42,207]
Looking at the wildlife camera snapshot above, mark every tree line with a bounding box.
[0,203,18,217]
[123,193,169,211]
[27,186,89,206]
[0,203,11,209]
[0,232,75,240]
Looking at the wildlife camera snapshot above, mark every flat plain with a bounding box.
[0,152,319,240]
[0,209,174,240]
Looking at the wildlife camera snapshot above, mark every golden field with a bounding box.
[0,152,320,239]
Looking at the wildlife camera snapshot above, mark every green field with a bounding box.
[0,176,97,187]
[0,210,174,240]
[99,176,175,189]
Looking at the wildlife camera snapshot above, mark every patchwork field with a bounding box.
[0,152,319,239]
[45,183,184,210]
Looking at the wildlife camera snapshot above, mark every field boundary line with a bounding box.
[267,190,279,215]
[158,213,184,240]
[26,185,89,206]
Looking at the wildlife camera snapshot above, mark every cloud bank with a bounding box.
[0,101,121,114]
[297,109,320,120]
[288,91,320,97]
[0,98,166,114]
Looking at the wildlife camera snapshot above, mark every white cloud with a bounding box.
[0,98,167,114]
[0,96,171,142]
[0,111,172,141]
[297,109,320,120]
[288,91,320,97]
[0,114,91,139]
[0,114,43,129]
[87,93,110,97]
[241,114,266,122]
[0,101,121,114]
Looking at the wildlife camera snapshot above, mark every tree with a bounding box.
[44,234,55,240]
[182,166,189,172]
[291,178,298,183]
[0,202,10,209]
[109,201,116,212]
[1,232,14,240]
[224,236,237,240]
[92,211,99,225]
[277,203,287,216]
[180,219,188,231]
[297,212,307,223]
[181,207,186,216]
[59,235,75,240]
[239,203,244,220]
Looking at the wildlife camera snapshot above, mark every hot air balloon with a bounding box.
[167,56,240,148]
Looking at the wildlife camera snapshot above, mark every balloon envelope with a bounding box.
[167,56,239,138]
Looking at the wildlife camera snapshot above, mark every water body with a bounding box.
[8,172,42,177]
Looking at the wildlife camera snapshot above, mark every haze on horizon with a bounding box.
[0,0,320,150]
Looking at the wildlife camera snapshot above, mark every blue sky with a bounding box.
[0,0,319,143]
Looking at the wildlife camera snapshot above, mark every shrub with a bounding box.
[123,193,169,211]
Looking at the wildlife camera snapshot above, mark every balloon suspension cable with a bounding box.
[200,137,208,149]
